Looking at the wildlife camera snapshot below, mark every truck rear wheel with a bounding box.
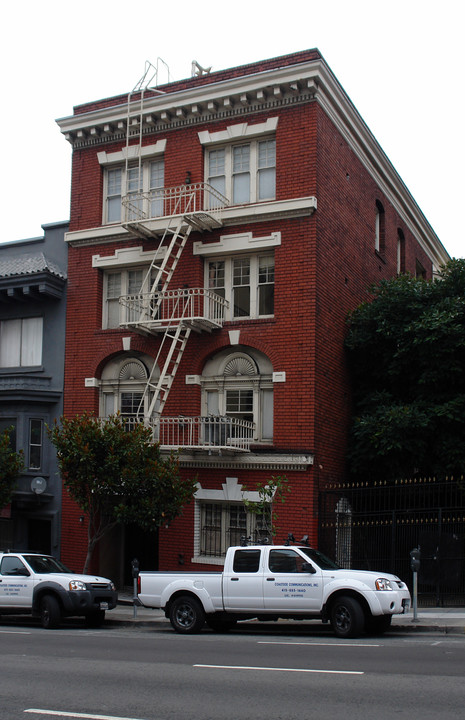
[40,595,61,629]
[169,596,205,634]
[330,596,364,638]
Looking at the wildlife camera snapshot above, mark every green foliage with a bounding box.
[243,475,290,538]
[48,413,197,572]
[0,428,24,509]
[346,260,465,481]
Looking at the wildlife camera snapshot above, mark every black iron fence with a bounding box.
[318,477,465,606]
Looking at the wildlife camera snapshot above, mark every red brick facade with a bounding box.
[57,50,447,582]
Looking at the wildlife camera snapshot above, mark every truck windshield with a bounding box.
[23,555,71,574]
[300,547,341,570]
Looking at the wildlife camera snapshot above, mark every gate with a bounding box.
[318,477,465,606]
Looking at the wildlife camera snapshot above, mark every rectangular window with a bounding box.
[104,158,164,224]
[199,502,268,557]
[29,419,42,470]
[0,318,43,368]
[207,138,275,205]
[206,254,274,321]
[103,268,152,329]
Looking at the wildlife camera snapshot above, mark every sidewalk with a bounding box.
[108,594,465,634]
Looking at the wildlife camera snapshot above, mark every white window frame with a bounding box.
[102,266,155,329]
[201,350,273,443]
[193,478,270,563]
[29,418,43,470]
[99,356,158,422]
[205,253,274,321]
[0,317,43,368]
[98,141,166,225]
[206,138,275,205]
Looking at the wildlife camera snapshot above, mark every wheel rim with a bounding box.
[175,603,195,629]
[334,604,351,632]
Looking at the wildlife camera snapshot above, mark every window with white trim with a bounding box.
[0,318,43,368]
[99,355,159,425]
[199,502,270,557]
[206,253,274,321]
[103,267,156,329]
[201,348,273,443]
[207,138,275,205]
[103,158,165,224]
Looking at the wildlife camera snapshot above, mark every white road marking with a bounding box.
[24,710,146,720]
[194,664,363,675]
[258,641,380,647]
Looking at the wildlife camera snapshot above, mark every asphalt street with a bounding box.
[1,620,465,720]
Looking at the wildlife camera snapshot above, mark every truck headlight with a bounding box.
[69,580,87,591]
[375,578,393,591]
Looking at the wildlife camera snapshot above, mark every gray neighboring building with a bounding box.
[0,221,68,555]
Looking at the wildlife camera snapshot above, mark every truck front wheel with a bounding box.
[40,595,61,629]
[169,596,205,634]
[330,596,364,638]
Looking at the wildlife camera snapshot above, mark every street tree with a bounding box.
[345,259,465,481]
[48,413,197,573]
[0,427,24,509]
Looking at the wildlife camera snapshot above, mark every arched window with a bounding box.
[375,200,385,255]
[201,347,273,443]
[99,354,159,424]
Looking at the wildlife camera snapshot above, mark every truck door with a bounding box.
[0,555,33,608]
[263,548,323,612]
[222,548,264,612]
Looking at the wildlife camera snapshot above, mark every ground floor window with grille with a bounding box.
[199,502,270,557]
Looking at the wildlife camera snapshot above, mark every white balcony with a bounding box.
[119,287,228,332]
[122,182,229,233]
[122,415,255,454]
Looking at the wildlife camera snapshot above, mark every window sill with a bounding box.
[375,250,387,264]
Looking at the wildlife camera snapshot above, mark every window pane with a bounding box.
[29,419,42,470]
[261,388,274,440]
[258,256,274,315]
[233,286,250,317]
[258,167,275,200]
[209,149,225,177]
[0,319,21,367]
[150,160,164,217]
[258,139,275,169]
[208,261,225,292]
[21,318,42,366]
[233,173,250,204]
[232,549,260,572]
[107,169,122,223]
[233,145,250,173]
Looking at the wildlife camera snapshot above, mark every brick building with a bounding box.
[56,50,448,584]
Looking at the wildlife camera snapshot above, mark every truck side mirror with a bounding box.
[410,548,421,572]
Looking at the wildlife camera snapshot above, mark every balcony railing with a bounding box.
[120,415,255,453]
[122,182,229,228]
[119,288,228,331]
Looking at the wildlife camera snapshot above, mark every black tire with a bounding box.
[169,596,205,634]
[206,615,237,633]
[40,595,61,629]
[330,595,365,638]
[85,610,106,628]
[365,614,392,635]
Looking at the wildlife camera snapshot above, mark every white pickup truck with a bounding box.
[137,544,410,638]
[0,551,118,629]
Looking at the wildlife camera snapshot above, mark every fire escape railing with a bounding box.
[120,415,255,454]
[122,182,228,227]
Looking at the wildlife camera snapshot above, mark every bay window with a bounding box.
[0,317,43,368]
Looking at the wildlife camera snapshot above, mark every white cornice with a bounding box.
[57,55,448,269]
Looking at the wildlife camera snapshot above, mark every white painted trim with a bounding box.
[92,245,165,268]
[194,476,261,503]
[194,231,281,256]
[97,139,166,165]
[198,117,279,145]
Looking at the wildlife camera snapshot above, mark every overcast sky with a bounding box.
[1,0,463,259]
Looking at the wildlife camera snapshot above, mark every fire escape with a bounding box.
[117,72,254,453]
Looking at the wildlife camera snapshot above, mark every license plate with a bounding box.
[100,602,109,610]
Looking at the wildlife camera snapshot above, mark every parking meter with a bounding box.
[410,548,420,620]
[410,548,421,572]
[131,558,140,619]
[131,557,140,578]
